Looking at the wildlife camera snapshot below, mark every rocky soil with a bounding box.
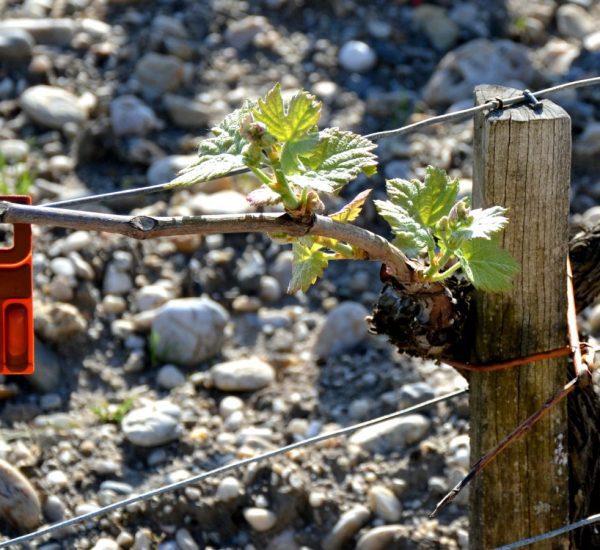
[0,0,599,549]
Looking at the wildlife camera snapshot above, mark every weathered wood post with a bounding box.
[470,85,571,548]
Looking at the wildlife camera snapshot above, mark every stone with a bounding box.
[103,264,133,295]
[50,257,76,278]
[211,357,275,392]
[59,231,93,253]
[135,53,184,98]
[313,302,369,359]
[189,191,251,215]
[225,16,270,49]
[367,485,402,522]
[175,528,199,550]
[412,5,459,51]
[20,86,87,129]
[163,94,211,128]
[147,155,196,186]
[110,95,159,136]
[584,31,600,52]
[243,507,277,531]
[35,302,87,343]
[588,303,600,334]
[583,205,600,226]
[0,459,41,531]
[338,41,377,73]
[122,400,183,447]
[0,28,34,62]
[91,539,119,550]
[103,295,127,315]
[43,495,66,523]
[324,505,371,550]
[259,275,282,303]
[157,364,186,389]
[216,476,242,500]
[556,4,595,40]
[424,39,534,108]
[349,414,431,453]
[152,298,229,366]
[269,250,294,290]
[136,284,173,311]
[0,19,76,46]
[219,395,244,417]
[45,469,69,488]
[0,139,30,162]
[397,382,435,408]
[132,529,153,550]
[152,15,189,39]
[356,526,407,550]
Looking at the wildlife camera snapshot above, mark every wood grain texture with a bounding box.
[470,86,570,549]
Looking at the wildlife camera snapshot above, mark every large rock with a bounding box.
[121,401,182,447]
[423,39,535,108]
[313,302,369,359]
[0,460,41,531]
[152,298,229,366]
[20,85,87,129]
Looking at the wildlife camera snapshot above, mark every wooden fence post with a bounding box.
[470,85,571,548]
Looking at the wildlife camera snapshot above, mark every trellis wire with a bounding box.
[43,76,600,210]
[0,388,467,549]
[494,512,600,549]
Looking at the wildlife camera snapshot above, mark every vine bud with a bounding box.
[306,190,325,214]
[436,216,450,233]
[241,143,261,165]
[449,199,470,223]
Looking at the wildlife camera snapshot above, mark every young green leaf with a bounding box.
[288,128,377,193]
[329,189,372,223]
[167,101,255,187]
[374,199,435,256]
[455,237,519,291]
[451,206,509,241]
[386,166,459,227]
[253,83,321,143]
[288,239,330,293]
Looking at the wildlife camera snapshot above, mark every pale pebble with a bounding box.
[216,476,242,500]
[211,357,275,392]
[368,485,402,522]
[324,505,371,550]
[243,507,277,531]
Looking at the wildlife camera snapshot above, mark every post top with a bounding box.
[474,84,570,122]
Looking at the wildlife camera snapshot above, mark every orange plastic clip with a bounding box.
[0,195,34,375]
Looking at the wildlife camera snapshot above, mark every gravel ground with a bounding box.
[0,0,599,549]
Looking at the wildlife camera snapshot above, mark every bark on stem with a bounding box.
[0,201,414,282]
